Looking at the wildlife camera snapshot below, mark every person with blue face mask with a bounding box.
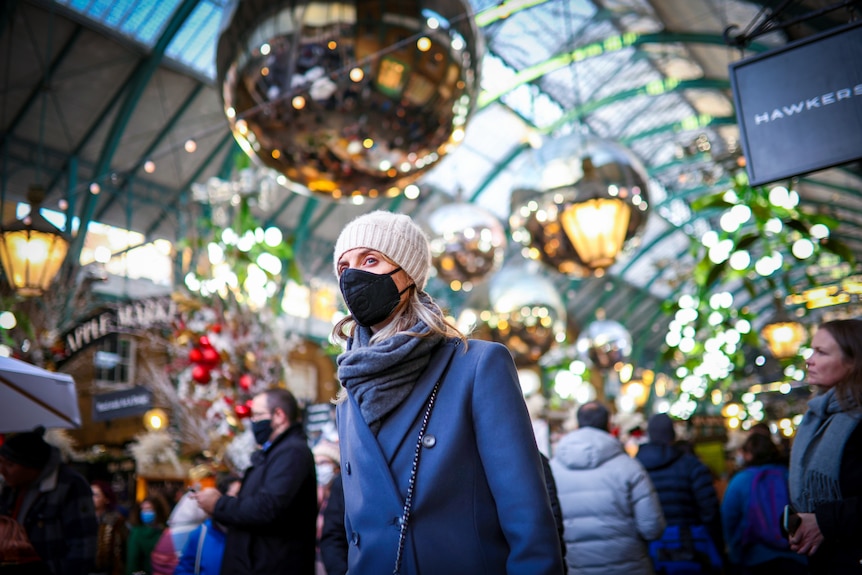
[331,211,564,575]
[126,495,169,575]
[193,388,317,575]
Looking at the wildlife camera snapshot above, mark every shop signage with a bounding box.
[56,297,178,366]
[92,386,153,422]
[729,21,862,186]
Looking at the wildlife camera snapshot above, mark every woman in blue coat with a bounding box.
[331,210,564,575]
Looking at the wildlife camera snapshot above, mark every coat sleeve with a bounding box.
[125,528,144,575]
[721,474,746,565]
[213,441,312,528]
[319,475,348,575]
[62,471,98,575]
[470,342,565,575]
[174,525,203,575]
[630,460,666,541]
[815,421,862,542]
[689,457,723,550]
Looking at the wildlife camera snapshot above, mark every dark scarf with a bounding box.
[337,318,443,435]
[789,387,861,512]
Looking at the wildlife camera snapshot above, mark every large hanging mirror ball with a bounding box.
[217,0,482,201]
[424,201,506,289]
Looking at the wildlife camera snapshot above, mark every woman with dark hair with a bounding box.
[0,516,51,574]
[788,318,862,574]
[125,494,170,575]
[722,433,806,574]
[91,480,128,575]
[330,211,562,575]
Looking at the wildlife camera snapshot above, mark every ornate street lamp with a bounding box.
[0,186,69,297]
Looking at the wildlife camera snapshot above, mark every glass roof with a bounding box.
[14,0,858,367]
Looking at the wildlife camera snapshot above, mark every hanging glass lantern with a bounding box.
[760,295,807,360]
[761,319,807,359]
[0,186,69,297]
[510,134,650,275]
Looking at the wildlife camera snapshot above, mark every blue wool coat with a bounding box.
[337,339,564,575]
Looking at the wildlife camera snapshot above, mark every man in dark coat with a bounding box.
[195,388,316,575]
[635,413,724,568]
[0,426,98,575]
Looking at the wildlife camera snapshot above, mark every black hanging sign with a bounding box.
[729,21,862,186]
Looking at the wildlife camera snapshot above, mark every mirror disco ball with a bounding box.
[458,263,567,365]
[509,134,650,273]
[424,201,506,290]
[217,0,482,201]
[576,319,632,370]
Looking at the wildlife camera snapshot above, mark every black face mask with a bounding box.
[251,419,272,445]
[339,267,410,327]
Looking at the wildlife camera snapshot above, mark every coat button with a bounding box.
[345,461,351,474]
[422,434,436,448]
[350,532,360,546]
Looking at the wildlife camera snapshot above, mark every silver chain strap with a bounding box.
[393,379,442,575]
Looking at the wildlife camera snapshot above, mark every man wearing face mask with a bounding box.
[194,388,317,575]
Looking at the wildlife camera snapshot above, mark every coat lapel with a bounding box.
[376,340,459,464]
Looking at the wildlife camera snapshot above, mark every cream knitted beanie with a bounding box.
[333,210,431,290]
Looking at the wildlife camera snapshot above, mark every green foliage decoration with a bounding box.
[659,172,855,419]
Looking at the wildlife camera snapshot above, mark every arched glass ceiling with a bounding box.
[5,0,861,367]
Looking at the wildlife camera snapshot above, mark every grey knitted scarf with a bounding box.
[789,387,861,512]
[337,320,443,435]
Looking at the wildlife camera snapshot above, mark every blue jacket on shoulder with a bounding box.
[337,339,564,575]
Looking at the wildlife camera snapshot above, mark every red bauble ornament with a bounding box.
[191,364,212,384]
[188,347,203,364]
[238,374,253,391]
[223,396,235,405]
[211,324,222,334]
[199,335,211,347]
[201,347,220,367]
[234,404,251,418]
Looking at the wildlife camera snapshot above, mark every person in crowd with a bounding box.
[788,318,862,574]
[0,426,98,575]
[149,489,207,575]
[635,413,724,573]
[330,211,563,575]
[312,440,341,575]
[550,401,665,575]
[125,494,170,575]
[722,433,807,574]
[90,480,128,575]
[194,388,317,575]
[317,475,346,575]
[0,515,52,575]
[174,475,241,575]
